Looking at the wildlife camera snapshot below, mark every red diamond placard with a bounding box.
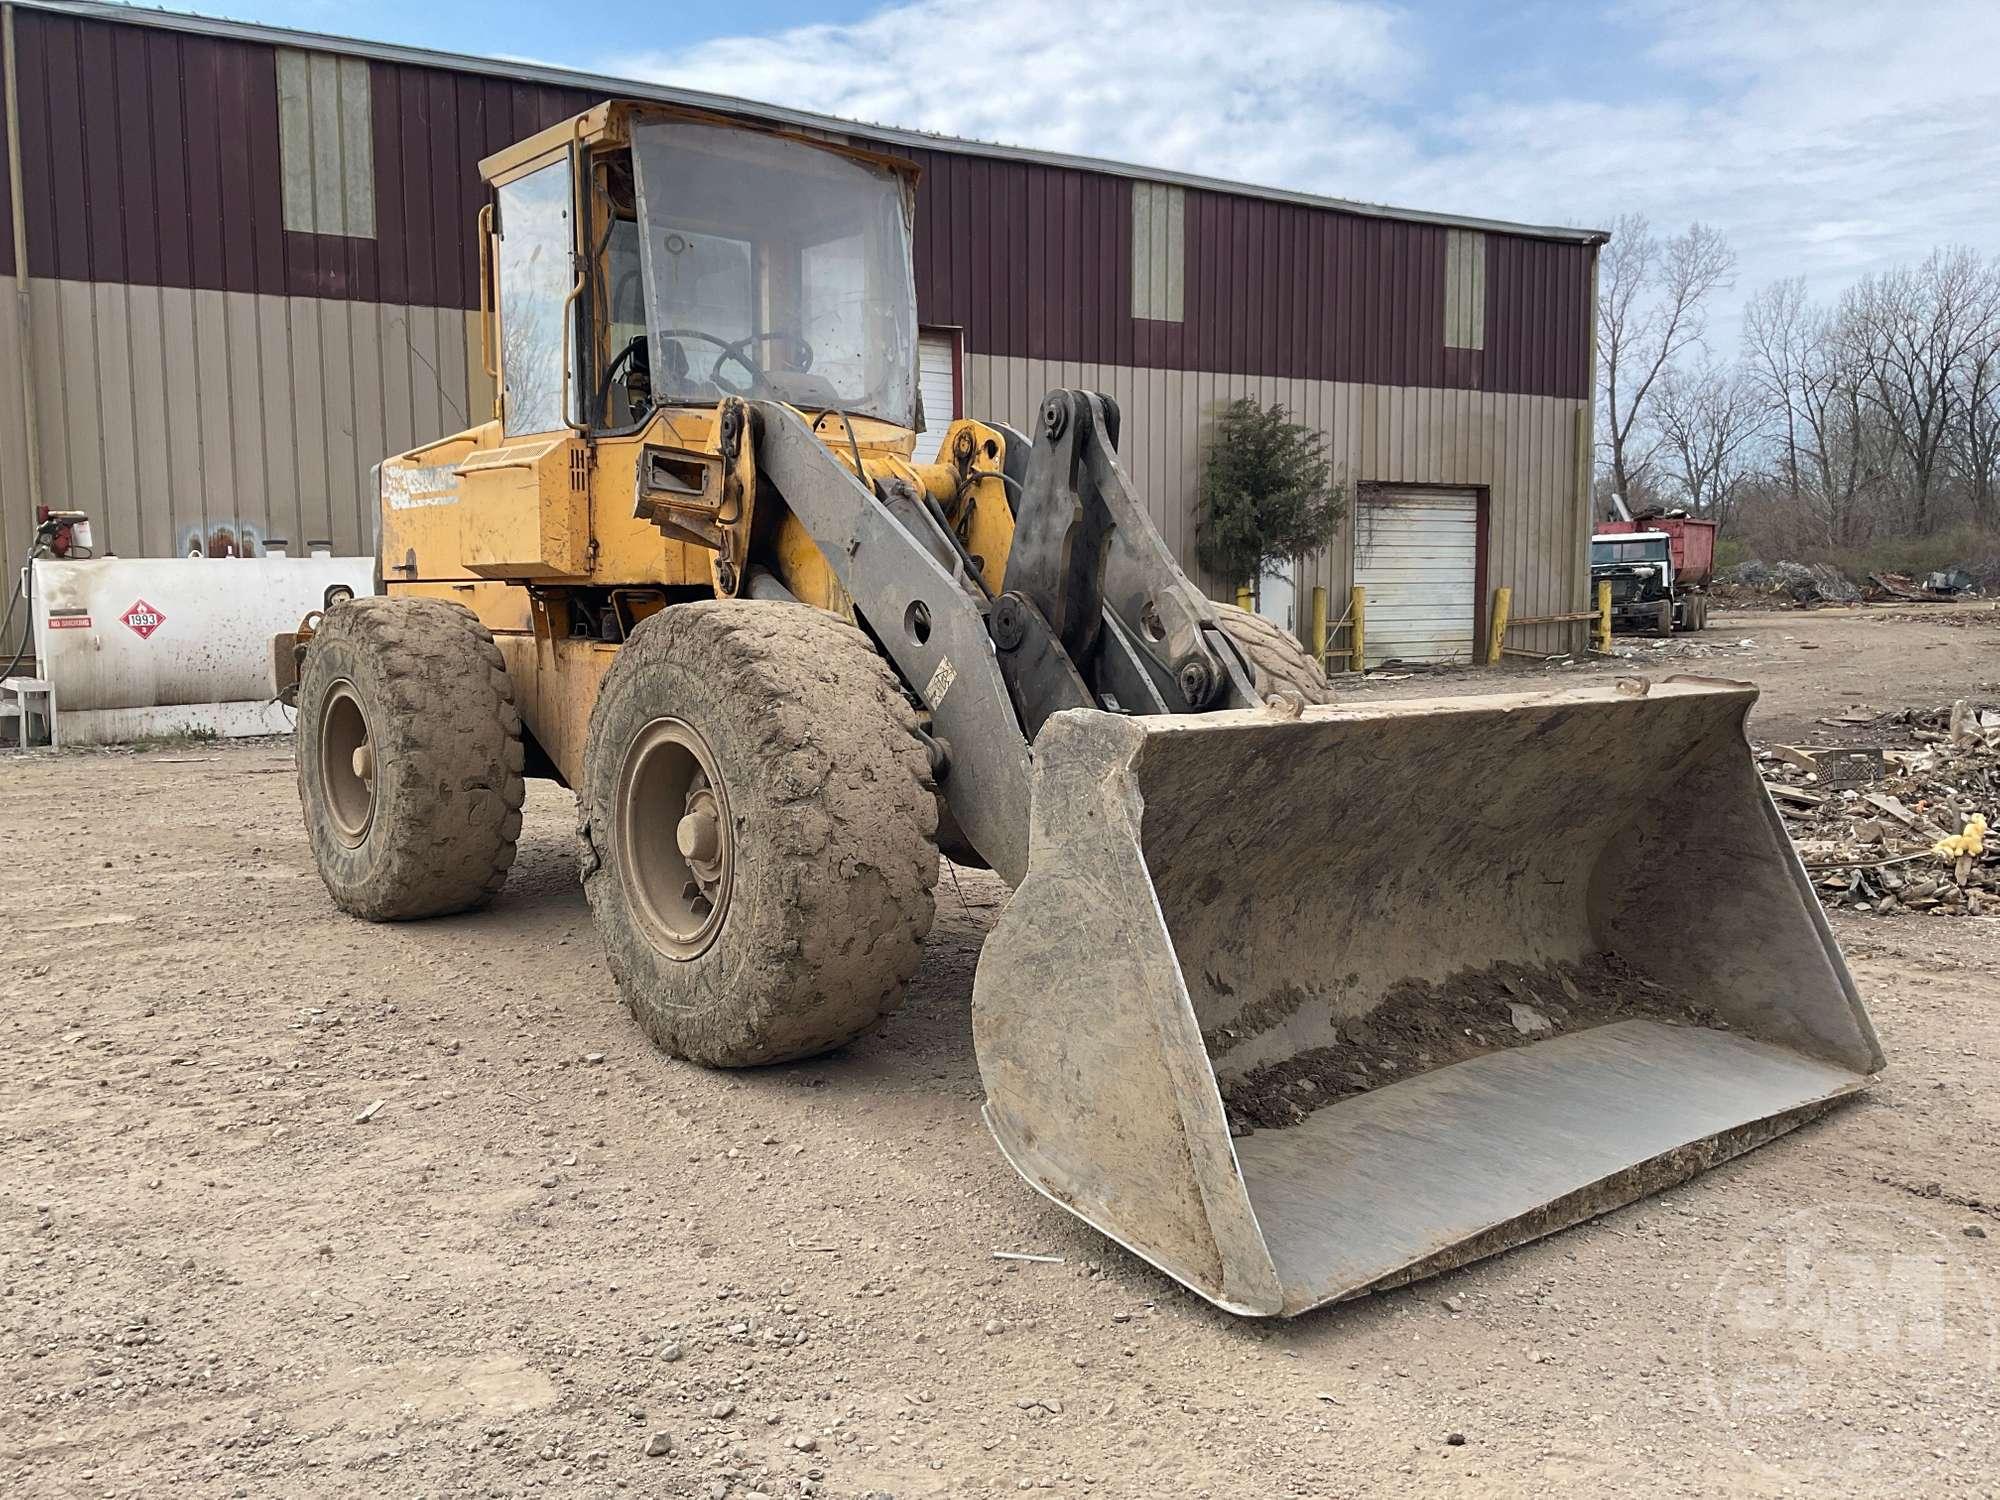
[121,599,166,640]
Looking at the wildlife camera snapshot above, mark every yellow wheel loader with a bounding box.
[289,102,1882,1317]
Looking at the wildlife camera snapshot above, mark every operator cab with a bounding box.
[483,104,921,440]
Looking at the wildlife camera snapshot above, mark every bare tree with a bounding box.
[1741,281,1881,546]
[1846,247,2000,533]
[1947,332,2000,528]
[1801,304,1886,547]
[1653,361,1759,529]
[1742,277,1811,503]
[1596,214,1736,509]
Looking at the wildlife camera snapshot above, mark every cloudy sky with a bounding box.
[191,0,1996,335]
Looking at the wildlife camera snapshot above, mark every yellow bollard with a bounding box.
[1236,584,1253,612]
[1310,586,1328,667]
[1350,585,1366,672]
[1487,586,1512,665]
[1595,580,1612,652]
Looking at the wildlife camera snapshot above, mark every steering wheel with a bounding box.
[646,327,815,396]
[704,330,812,394]
[597,333,651,425]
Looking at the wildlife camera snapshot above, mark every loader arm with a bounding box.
[748,400,1055,885]
[747,387,1264,883]
[1004,389,1258,719]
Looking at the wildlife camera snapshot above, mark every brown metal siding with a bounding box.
[907,165,1525,391]
[9,8,1590,399]
[7,10,588,305]
[0,16,11,280]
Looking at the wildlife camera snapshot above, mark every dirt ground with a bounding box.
[4,604,1998,1499]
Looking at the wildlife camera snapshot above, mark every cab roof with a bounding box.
[478,100,924,191]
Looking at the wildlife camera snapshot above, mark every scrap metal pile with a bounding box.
[1609,635,1757,662]
[1724,560,1863,605]
[1865,569,1979,603]
[1760,701,2000,915]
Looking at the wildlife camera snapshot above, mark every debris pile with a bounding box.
[1759,700,2000,916]
[1726,560,1862,605]
[1865,571,1975,603]
[1723,557,1995,608]
[1609,635,1756,661]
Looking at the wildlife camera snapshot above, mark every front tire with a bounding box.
[578,601,938,1067]
[1212,601,1333,703]
[296,597,525,920]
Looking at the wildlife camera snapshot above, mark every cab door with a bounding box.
[457,148,593,580]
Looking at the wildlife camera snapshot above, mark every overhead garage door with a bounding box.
[912,330,960,463]
[1353,488,1479,666]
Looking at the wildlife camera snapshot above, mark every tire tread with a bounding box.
[298,597,525,920]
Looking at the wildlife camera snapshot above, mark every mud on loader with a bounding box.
[287,102,1883,1317]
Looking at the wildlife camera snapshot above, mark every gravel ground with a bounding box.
[2,609,1997,1499]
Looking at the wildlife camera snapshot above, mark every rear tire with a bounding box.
[1211,601,1332,703]
[296,597,525,920]
[578,600,939,1066]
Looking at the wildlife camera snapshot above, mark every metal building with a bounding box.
[1,0,1603,667]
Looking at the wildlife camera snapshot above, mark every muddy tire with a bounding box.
[1211,601,1332,704]
[297,596,525,920]
[578,600,938,1067]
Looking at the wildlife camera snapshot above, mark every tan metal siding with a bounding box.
[276,48,375,239]
[0,274,30,654]
[1444,229,1486,351]
[0,276,483,651]
[1130,181,1185,323]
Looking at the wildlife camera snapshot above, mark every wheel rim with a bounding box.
[617,716,734,959]
[318,680,376,847]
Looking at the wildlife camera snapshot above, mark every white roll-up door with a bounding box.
[913,330,959,463]
[1353,488,1479,666]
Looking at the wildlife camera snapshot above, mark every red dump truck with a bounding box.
[1591,516,1718,634]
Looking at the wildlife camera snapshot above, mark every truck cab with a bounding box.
[1592,530,1678,635]
[1592,516,1716,635]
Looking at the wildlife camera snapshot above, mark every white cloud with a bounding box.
[604,0,2000,339]
[611,0,1418,185]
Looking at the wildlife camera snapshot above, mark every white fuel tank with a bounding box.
[30,553,375,744]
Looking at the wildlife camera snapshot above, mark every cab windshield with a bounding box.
[1592,536,1671,566]
[628,119,918,427]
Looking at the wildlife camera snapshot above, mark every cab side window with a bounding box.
[497,158,575,436]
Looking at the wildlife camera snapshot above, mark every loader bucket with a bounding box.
[972,679,1882,1317]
